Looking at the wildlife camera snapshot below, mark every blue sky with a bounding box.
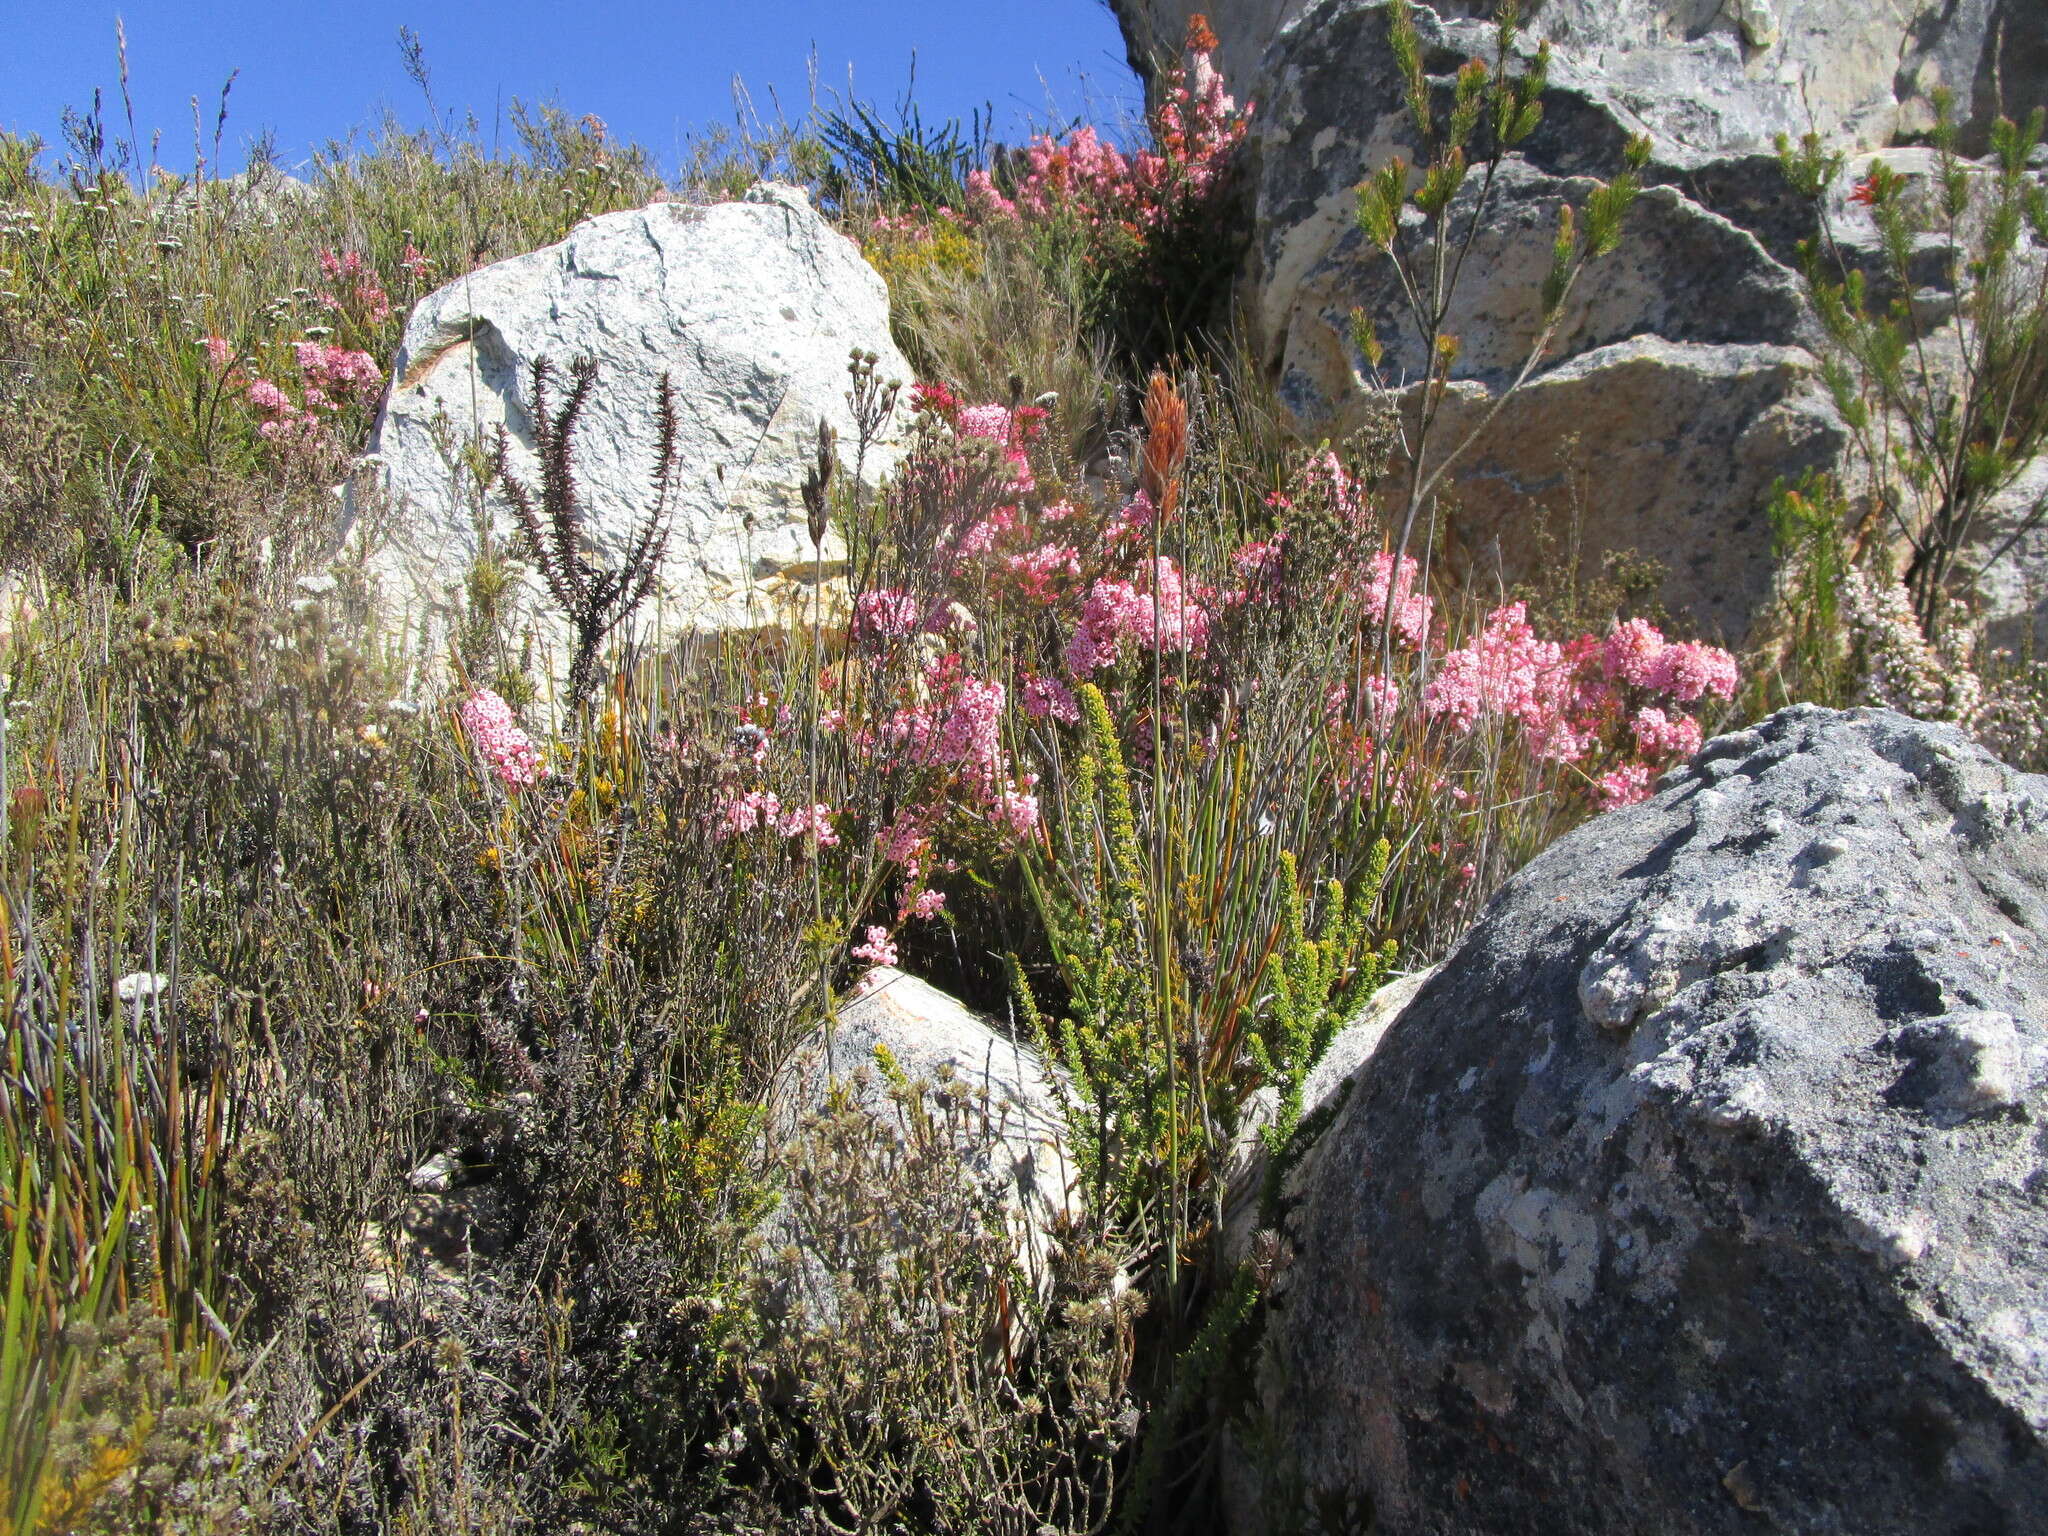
[1,1,1143,177]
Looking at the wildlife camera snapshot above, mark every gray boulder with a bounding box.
[349,183,908,659]
[1237,2,1830,641]
[1241,706,2048,1533]
[1369,337,1842,636]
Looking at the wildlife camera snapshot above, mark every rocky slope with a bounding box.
[1113,0,2048,154]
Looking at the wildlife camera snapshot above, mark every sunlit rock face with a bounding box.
[1234,706,2048,1534]
[1111,0,2048,646]
[1113,0,2045,154]
[350,183,907,658]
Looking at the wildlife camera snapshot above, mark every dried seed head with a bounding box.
[1140,370,1189,518]
[802,419,839,547]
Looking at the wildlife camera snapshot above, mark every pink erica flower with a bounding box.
[1003,541,1081,601]
[1362,551,1433,649]
[778,801,841,847]
[1425,603,1560,732]
[963,169,1019,222]
[1631,707,1703,760]
[852,926,899,967]
[956,402,1039,491]
[245,378,291,414]
[879,813,933,871]
[1644,641,1739,704]
[1359,673,1402,726]
[1065,558,1210,676]
[1022,674,1081,723]
[717,789,781,837]
[1231,531,1287,580]
[1603,618,1667,687]
[1595,762,1656,809]
[460,688,543,789]
[316,249,392,324]
[852,589,922,649]
[997,783,1042,841]
[934,677,1007,792]
[293,342,383,401]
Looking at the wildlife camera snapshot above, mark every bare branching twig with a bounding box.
[493,356,679,713]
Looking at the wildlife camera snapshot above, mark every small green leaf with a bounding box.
[1415,150,1469,217]
[1541,204,1575,316]
[1450,59,1488,150]
[1349,306,1385,369]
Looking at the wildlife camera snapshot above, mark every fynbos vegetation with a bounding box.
[2,6,2042,1536]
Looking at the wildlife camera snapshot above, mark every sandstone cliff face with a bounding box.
[1113,0,2047,154]
[1111,1,2048,646]
[1240,706,2048,1533]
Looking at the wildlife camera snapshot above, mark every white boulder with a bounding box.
[349,183,909,650]
[766,968,1080,1314]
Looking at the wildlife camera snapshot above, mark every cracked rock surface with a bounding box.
[1245,706,2048,1534]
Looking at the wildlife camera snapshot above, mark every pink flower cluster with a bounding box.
[317,249,393,326]
[851,589,924,649]
[886,393,1229,688]
[869,211,937,244]
[1004,540,1083,602]
[856,16,1248,258]
[1285,450,1370,526]
[1595,762,1655,810]
[1630,707,1704,760]
[997,781,1043,840]
[1231,532,1287,582]
[852,926,899,968]
[293,341,383,402]
[867,667,1036,823]
[717,790,841,848]
[1022,674,1081,723]
[932,675,1007,794]
[460,688,543,789]
[1424,603,1570,739]
[956,402,1046,492]
[1420,606,1738,807]
[1362,551,1434,650]
[1065,558,1212,676]
[203,333,383,445]
[1602,618,1740,704]
[962,19,1249,237]
[884,674,1040,844]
